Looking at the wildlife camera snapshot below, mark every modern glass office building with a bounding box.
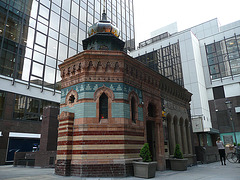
[0,0,135,93]
[136,41,184,87]
[0,0,135,164]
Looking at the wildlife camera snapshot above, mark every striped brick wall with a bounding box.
[69,128,144,176]
[70,130,144,160]
[55,112,74,176]
[56,110,144,176]
[57,55,147,176]
[56,79,146,176]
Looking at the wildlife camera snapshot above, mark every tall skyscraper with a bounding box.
[0,0,135,164]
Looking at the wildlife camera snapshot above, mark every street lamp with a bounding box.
[225,100,238,146]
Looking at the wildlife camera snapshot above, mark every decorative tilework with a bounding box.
[61,82,143,103]
[114,93,128,99]
[93,84,99,91]
[138,107,144,121]
[60,82,144,120]
[86,84,91,90]
[109,84,115,91]
[78,92,95,99]
[60,103,96,119]
[116,84,122,91]
[112,103,130,119]
[60,98,65,104]
[80,84,84,91]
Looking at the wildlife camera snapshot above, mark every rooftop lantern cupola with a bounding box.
[82,0,124,51]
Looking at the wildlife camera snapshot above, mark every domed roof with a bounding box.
[88,13,120,38]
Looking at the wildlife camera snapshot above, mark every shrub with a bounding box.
[174,144,183,159]
[140,143,152,162]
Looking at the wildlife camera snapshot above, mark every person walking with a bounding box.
[216,137,226,165]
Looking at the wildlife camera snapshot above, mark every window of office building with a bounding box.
[136,42,184,86]
[212,86,225,99]
[205,34,240,80]
[13,94,59,121]
[0,0,135,93]
[216,110,230,131]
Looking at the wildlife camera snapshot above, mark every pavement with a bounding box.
[0,162,240,180]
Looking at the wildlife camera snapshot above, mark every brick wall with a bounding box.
[0,92,42,165]
[55,112,74,176]
[35,106,59,167]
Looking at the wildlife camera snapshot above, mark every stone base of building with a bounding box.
[55,160,133,177]
[55,160,72,176]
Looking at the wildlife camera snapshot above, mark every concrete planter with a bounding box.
[169,158,188,171]
[133,161,157,178]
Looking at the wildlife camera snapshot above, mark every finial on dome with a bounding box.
[102,0,107,21]
[83,0,124,51]
[87,0,120,38]
[103,0,106,13]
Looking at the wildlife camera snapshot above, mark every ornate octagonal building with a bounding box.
[55,10,194,177]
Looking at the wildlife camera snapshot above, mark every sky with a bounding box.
[134,0,240,46]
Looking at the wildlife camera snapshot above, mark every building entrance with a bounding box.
[146,120,156,161]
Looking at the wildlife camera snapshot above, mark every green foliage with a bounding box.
[174,144,183,159]
[238,143,240,147]
[140,143,152,162]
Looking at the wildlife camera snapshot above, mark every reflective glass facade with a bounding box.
[136,42,184,86]
[205,34,240,80]
[0,90,58,121]
[13,93,58,121]
[0,0,135,93]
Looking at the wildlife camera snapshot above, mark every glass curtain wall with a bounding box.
[205,34,240,80]
[13,93,58,121]
[0,0,135,93]
[136,42,184,87]
[0,90,58,121]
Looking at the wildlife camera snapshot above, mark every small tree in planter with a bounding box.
[140,143,152,162]
[174,144,183,159]
[170,144,188,171]
[133,143,157,178]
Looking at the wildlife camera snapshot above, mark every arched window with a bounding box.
[69,95,75,103]
[99,93,108,119]
[131,97,136,123]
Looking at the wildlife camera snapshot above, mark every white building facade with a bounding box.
[130,18,240,146]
